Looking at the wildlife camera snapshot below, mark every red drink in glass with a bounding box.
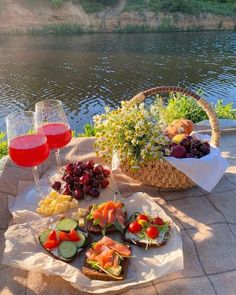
[38,123,72,149]
[9,134,49,167]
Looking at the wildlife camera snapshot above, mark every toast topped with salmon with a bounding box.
[82,236,131,281]
[86,200,127,235]
[123,212,170,248]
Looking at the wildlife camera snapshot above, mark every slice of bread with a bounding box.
[122,226,170,248]
[82,255,129,281]
[86,203,127,235]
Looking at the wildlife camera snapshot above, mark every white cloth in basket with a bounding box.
[165,134,228,192]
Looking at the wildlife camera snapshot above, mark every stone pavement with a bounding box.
[0,133,236,295]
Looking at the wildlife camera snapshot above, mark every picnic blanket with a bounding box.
[1,135,236,295]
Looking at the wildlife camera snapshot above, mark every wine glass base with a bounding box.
[25,186,52,205]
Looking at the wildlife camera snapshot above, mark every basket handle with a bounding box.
[129,86,221,147]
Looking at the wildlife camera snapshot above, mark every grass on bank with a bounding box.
[28,23,85,34]
[0,98,235,160]
[124,0,236,16]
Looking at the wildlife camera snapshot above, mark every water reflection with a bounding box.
[0,32,235,132]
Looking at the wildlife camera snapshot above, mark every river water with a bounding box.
[0,32,235,132]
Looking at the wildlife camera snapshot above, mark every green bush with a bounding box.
[29,23,85,34]
[0,132,8,160]
[124,0,147,12]
[77,123,96,137]
[159,93,236,123]
[160,93,208,123]
[214,99,236,120]
[51,0,64,8]
[74,0,119,13]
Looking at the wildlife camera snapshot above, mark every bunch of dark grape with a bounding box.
[170,135,211,159]
[52,160,110,199]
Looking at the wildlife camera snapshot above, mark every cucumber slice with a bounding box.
[75,231,86,248]
[58,241,77,259]
[39,230,51,245]
[56,218,78,232]
[105,266,122,277]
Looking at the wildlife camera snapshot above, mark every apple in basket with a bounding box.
[170,135,211,159]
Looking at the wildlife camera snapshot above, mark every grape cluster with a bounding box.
[170,135,211,159]
[52,160,110,200]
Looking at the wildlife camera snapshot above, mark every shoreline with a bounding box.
[0,1,235,35]
[1,26,236,36]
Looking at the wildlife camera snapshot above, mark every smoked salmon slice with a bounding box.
[100,236,131,257]
[86,237,131,268]
[90,200,125,229]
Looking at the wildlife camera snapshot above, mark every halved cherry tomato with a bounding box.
[59,231,70,241]
[69,229,81,242]
[152,217,164,226]
[146,226,159,239]
[128,221,142,234]
[137,214,149,222]
[44,239,60,250]
[48,230,57,241]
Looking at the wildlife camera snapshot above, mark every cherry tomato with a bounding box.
[59,231,70,241]
[152,217,164,226]
[128,221,142,234]
[44,239,60,250]
[146,226,159,239]
[137,214,149,222]
[48,230,57,241]
[69,229,81,242]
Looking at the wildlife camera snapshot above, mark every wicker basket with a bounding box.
[120,86,221,190]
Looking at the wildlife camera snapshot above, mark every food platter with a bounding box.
[3,185,183,293]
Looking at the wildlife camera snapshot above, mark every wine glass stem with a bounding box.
[32,166,41,194]
[55,149,62,171]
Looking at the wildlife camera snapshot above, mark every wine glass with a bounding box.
[6,111,50,204]
[35,100,72,171]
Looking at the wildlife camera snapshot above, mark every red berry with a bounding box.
[52,181,61,191]
[79,174,90,185]
[85,160,94,169]
[128,221,142,234]
[103,168,110,177]
[152,217,164,226]
[74,189,84,200]
[90,180,100,188]
[93,165,103,175]
[101,180,109,188]
[66,163,74,173]
[64,175,74,184]
[84,185,91,194]
[89,188,100,198]
[146,226,159,239]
